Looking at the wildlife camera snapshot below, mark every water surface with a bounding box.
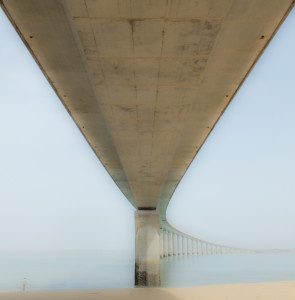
[161,252,295,287]
[1,251,295,290]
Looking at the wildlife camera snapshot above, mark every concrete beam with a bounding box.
[2,0,293,217]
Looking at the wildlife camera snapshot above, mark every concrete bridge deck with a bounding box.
[1,0,293,286]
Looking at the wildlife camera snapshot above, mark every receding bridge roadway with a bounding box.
[1,0,293,287]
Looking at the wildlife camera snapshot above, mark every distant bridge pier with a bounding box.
[187,239,191,255]
[193,240,197,255]
[168,232,172,256]
[177,235,182,255]
[182,236,186,255]
[160,231,164,259]
[159,230,250,259]
[163,231,168,257]
[173,233,177,256]
[134,210,160,286]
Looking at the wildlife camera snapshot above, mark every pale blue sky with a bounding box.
[0,7,294,252]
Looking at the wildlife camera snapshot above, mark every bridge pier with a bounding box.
[187,238,191,255]
[168,232,172,256]
[164,231,168,257]
[182,237,186,255]
[193,240,196,255]
[160,230,163,259]
[177,235,182,255]
[173,233,177,256]
[134,210,160,286]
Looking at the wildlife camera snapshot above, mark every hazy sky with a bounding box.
[0,7,294,252]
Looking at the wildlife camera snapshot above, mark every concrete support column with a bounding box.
[187,239,190,255]
[193,240,196,255]
[177,235,181,255]
[135,210,160,286]
[173,233,177,256]
[182,236,186,255]
[168,232,172,256]
[163,231,167,257]
[160,230,163,258]
[165,231,169,257]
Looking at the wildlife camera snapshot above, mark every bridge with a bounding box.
[1,0,293,287]
[159,226,253,257]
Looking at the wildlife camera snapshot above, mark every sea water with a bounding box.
[1,251,295,290]
[160,252,295,287]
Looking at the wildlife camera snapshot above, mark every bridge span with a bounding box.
[160,221,253,258]
[1,0,293,286]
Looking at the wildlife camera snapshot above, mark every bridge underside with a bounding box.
[2,0,293,286]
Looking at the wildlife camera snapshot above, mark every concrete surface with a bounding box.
[1,0,293,221]
[135,210,161,286]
